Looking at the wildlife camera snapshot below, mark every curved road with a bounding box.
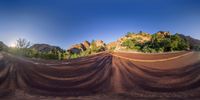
[0,51,200,99]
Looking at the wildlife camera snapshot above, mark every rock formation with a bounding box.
[68,31,200,53]
[82,41,90,49]
[67,40,106,54]
[93,40,106,47]
[156,31,171,38]
[106,42,117,50]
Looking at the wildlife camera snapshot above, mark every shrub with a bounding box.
[70,53,79,59]
[122,39,136,50]
[121,32,189,53]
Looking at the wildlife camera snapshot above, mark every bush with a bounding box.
[121,32,189,53]
[70,53,79,59]
[122,39,140,50]
[8,47,67,60]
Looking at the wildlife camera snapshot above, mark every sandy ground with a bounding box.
[0,51,200,100]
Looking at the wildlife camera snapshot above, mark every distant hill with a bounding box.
[30,44,63,52]
[0,41,8,51]
[177,34,200,50]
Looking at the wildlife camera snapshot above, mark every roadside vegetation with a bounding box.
[7,38,67,60]
[4,38,105,60]
[0,31,199,60]
[121,32,190,53]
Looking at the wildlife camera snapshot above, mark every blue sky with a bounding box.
[0,0,200,49]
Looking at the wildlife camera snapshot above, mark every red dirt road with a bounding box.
[0,51,200,100]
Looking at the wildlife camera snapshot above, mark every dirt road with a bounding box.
[0,51,200,100]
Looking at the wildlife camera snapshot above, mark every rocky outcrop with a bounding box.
[156,31,171,38]
[106,42,117,50]
[118,32,151,43]
[106,41,125,51]
[30,44,63,52]
[82,41,90,49]
[67,40,106,54]
[93,40,106,47]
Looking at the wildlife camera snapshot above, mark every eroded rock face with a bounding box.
[106,42,117,50]
[156,31,171,38]
[82,41,90,49]
[67,40,106,54]
[93,40,106,47]
[118,33,152,44]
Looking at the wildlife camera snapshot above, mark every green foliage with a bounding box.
[121,32,189,53]
[90,40,98,53]
[8,44,67,60]
[90,40,105,53]
[122,39,135,49]
[70,53,79,59]
[68,48,92,59]
[8,47,67,60]
[122,39,142,51]
[110,46,116,51]
[80,49,91,56]
[126,32,135,37]
[6,38,68,60]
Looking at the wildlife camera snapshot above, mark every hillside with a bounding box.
[0,31,199,60]
[107,31,200,52]
[63,31,200,59]
[177,34,200,50]
[30,44,63,52]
